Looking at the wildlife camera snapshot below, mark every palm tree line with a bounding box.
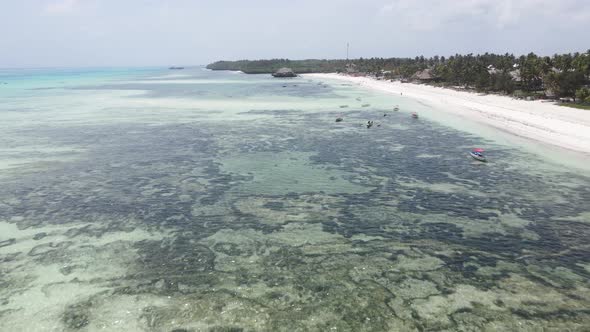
[207,51,590,102]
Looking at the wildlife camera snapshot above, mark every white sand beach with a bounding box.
[306,73,590,156]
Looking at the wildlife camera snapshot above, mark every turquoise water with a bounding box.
[1,67,589,331]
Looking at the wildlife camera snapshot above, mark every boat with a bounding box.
[362,104,370,107]
[168,66,184,70]
[411,113,418,119]
[356,97,362,101]
[393,105,399,111]
[335,117,343,122]
[469,148,487,162]
[339,105,349,108]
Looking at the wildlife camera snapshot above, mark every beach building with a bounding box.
[411,68,437,83]
[272,68,297,78]
[509,69,522,82]
[345,63,358,74]
[487,65,499,75]
[545,87,557,99]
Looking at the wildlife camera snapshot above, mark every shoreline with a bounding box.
[304,73,590,157]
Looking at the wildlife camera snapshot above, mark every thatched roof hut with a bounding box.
[272,67,297,78]
[412,68,436,82]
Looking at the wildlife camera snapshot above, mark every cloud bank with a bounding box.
[0,0,588,67]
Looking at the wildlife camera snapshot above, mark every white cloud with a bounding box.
[45,0,80,14]
[378,0,590,30]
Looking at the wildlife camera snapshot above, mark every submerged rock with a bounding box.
[28,241,73,257]
[0,238,16,248]
[62,308,90,329]
[208,327,244,332]
[33,232,47,240]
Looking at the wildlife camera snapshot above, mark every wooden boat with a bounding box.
[469,152,487,162]
[469,148,487,162]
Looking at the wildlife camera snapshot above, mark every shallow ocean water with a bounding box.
[1,67,589,331]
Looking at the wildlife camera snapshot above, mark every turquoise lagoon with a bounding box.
[0,67,589,331]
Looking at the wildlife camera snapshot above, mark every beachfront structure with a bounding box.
[345,63,358,74]
[411,68,437,83]
[272,68,297,78]
[509,69,522,82]
[487,65,499,75]
[545,87,557,98]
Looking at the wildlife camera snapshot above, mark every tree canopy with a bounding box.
[207,51,590,99]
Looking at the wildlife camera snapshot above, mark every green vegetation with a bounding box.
[207,51,590,100]
[576,87,590,103]
[560,103,590,110]
[206,59,348,74]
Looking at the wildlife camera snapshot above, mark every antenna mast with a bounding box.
[346,42,349,61]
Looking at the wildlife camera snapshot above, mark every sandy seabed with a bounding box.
[305,73,590,156]
[1,68,590,331]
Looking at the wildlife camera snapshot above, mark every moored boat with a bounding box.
[469,148,487,162]
[411,112,418,118]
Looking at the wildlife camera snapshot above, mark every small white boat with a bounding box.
[393,105,399,111]
[469,148,487,162]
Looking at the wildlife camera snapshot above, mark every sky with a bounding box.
[1,0,589,67]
